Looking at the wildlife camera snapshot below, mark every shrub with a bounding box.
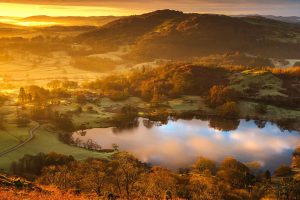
[192,157,217,175]
[292,147,300,169]
[208,85,238,107]
[255,104,267,114]
[274,165,293,177]
[217,157,251,189]
[217,101,239,118]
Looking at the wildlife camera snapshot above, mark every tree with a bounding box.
[47,80,61,89]
[151,91,160,105]
[111,105,138,130]
[274,165,293,177]
[86,106,94,113]
[27,93,32,102]
[83,160,107,196]
[76,94,87,104]
[11,152,74,179]
[0,94,8,106]
[74,106,83,114]
[209,118,240,131]
[53,113,74,132]
[18,87,26,104]
[77,123,87,136]
[292,147,300,169]
[208,85,237,107]
[140,167,176,199]
[189,173,222,200]
[264,170,271,181]
[0,112,5,130]
[109,152,145,199]
[217,157,251,189]
[255,104,267,114]
[16,114,30,127]
[192,157,217,175]
[27,85,50,104]
[112,143,119,151]
[217,101,239,118]
[62,80,78,89]
[169,73,186,97]
[245,161,262,175]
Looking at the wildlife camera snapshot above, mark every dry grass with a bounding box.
[269,66,300,78]
[0,187,96,200]
[229,70,287,98]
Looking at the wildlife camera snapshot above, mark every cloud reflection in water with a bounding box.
[73,118,300,171]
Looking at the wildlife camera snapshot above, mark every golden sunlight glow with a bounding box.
[14,21,60,26]
[0,3,144,17]
[0,18,60,26]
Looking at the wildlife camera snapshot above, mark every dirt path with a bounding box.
[0,123,40,157]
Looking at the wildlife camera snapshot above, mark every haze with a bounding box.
[0,1,300,199]
[1,0,300,17]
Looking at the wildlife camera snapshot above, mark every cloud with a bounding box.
[1,0,299,16]
[0,0,299,7]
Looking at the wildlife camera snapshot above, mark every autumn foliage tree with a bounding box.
[11,148,300,200]
[192,156,217,175]
[208,85,238,107]
[217,157,252,189]
[217,101,240,118]
[139,166,176,199]
[292,147,300,169]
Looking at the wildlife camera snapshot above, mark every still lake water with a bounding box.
[73,118,300,171]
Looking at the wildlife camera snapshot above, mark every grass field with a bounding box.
[0,124,32,152]
[168,96,212,113]
[239,101,300,120]
[0,51,106,87]
[0,124,113,172]
[53,97,148,128]
[0,104,34,152]
[230,70,287,98]
[0,48,161,87]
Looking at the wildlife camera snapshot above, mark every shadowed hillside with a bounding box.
[78,9,300,60]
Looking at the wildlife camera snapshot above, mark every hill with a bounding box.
[0,23,30,37]
[234,15,300,24]
[260,15,300,24]
[0,22,22,29]
[22,15,121,26]
[78,10,300,60]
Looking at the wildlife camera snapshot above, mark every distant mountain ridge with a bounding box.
[235,15,300,24]
[78,9,300,60]
[21,15,121,26]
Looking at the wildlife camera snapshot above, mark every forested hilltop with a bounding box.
[78,10,300,60]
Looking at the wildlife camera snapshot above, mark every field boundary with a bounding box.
[0,123,40,157]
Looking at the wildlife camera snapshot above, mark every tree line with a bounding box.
[9,148,300,200]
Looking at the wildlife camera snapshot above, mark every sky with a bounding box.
[0,0,299,17]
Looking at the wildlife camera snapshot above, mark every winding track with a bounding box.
[0,123,40,157]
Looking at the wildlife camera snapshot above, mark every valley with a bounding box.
[0,9,300,200]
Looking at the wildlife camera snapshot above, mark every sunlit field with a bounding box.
[0,51,99,85]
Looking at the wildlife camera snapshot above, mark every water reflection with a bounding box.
[209,118,240,131]
[72,118,300,171]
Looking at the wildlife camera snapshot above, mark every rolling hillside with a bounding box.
[0,23,30,36]
[22,15,121,26]
[78,10,300,60]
